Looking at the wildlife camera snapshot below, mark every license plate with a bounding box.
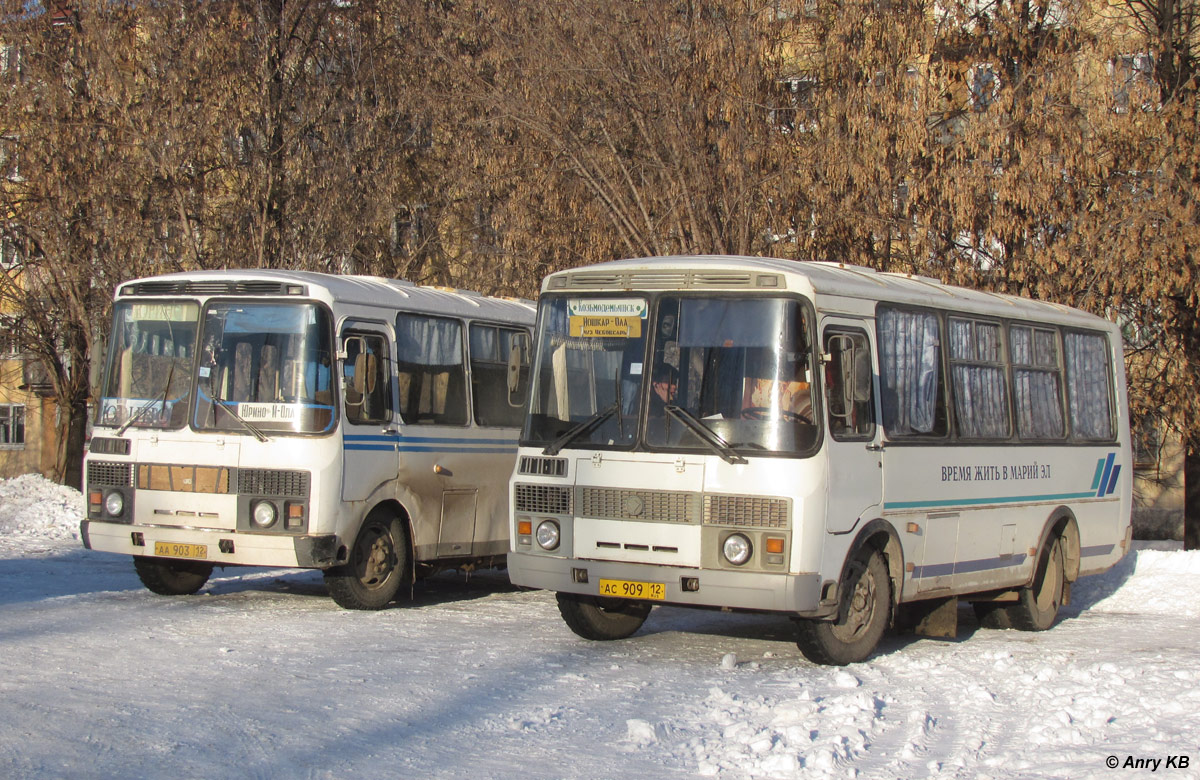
[598,578,665,601]
[153,541,208,560]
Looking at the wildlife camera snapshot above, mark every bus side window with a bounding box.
[343,333,391,425]
[396,313,468,426]
[824,330,875,440]
[470,323,528,427]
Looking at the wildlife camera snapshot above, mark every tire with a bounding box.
[1007,535,1066,631]
[556,592,652,640]
[796,549,890,666]
[324,513,408,610]
[133,555,213,595]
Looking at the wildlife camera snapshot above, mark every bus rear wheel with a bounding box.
[133,556,213,595]
[1008,535,1066,631]
[556,592,651,640]
[796,549,890,666]
[325,514,408,610]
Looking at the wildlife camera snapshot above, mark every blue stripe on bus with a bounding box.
[1090,458,1106,491]
[1104,465,1121,497]
[912,553,1026,579]
[343,434,517,445]
[1096,452,1116,498]
[345,444,517,454]
[913,546,1116,580]
[885,492,1097,511]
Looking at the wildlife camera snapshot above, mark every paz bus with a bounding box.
[508,255,1131,664]
[81,270,535,609]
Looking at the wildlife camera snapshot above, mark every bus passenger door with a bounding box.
[340,325,399,502]
[821,323,882,533]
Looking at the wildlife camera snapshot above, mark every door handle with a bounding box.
[865,444,883,452]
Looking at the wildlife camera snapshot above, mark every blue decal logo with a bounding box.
[1091,453,1121,498]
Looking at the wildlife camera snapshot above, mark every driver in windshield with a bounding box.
[649,363,678,417]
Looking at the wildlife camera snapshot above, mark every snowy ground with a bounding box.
[1,476,1198,780]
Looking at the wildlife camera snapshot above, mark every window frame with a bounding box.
[0,403,25,448]
[947,315,1012,441]
[467,320,531,429]
[394,311,469,427]
[341,327,394,428]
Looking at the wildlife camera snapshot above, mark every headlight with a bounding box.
[104,491,125,517]
[722,533,752,566]
[251,501,278,529]
[535,520,560,551]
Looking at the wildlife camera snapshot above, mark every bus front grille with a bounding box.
[703,494,790,529]
[577,487,698,524]
[238,468,310,497]
[514,483,572,515]
[87,461,133,488]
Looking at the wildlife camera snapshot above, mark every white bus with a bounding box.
[508,255,1131,664]
[82,270,535,609]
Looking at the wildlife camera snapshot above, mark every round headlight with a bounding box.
[104,491,125,517]
[251,501,278,529]
[722,533,752,566]
[535,520,560,551]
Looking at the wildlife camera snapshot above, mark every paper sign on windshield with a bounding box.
[237,403,304,424]
[568,299,646,338]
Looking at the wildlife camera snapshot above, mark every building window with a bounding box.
[0,404,25,447]
[968,63,1001,112]
[1111,53,1156,112]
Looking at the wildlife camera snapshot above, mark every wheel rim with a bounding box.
[832,565,877,642]
[353,523,396,590]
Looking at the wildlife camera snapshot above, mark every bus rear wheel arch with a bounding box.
[556,592,652,640]
[796,547,891,665]
[324,510,410,610]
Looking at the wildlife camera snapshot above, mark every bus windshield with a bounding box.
[523,294,819,456]
[193,302,336,435]
[97,301,200,430]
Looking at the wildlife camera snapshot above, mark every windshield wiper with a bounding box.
[543,404,616,456]
[117,360,176,435]
[664,405,748,465]
[213,398,270,443]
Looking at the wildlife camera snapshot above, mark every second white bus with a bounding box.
[81,270,535,609]
[509,255,1131,664]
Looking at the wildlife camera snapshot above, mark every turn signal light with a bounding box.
[765,537,785,555]
[517,520,532,535]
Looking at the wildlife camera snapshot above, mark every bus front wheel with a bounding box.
[796,549,890,666]
[556,592,651,640]
[324,514,408,610]
[133,555,213,595]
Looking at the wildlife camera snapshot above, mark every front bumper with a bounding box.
[80,520,340,569]
[508,550,823,614]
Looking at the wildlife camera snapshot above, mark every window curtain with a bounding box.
[1064,332,1114,440]
[948,319,1009,438]
[1010,326,1064,439]
[396,315,462,366]
[879,308,941,436]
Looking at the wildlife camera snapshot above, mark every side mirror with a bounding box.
[507,332,530,406]
[851,343,872,403]
[342,335,367,395]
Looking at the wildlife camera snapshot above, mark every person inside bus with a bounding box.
[649,363,678,417]
[646,362,681,445]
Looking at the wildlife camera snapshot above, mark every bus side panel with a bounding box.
[881,444,1128,598]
